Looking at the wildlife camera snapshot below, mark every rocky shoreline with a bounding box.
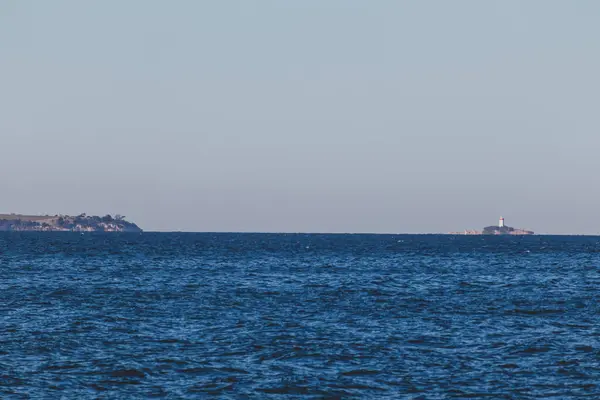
[0,214,142,232]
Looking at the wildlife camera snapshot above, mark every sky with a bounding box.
[1,1,600,234]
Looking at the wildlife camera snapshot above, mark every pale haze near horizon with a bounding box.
[1,1,599,234]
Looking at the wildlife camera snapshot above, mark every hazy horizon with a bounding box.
[2,1,600,234]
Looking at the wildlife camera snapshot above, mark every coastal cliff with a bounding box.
[0,214,142,232]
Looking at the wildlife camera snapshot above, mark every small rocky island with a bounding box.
[481,225,534,235]
[0,213,142,232]
[451,217,534,235]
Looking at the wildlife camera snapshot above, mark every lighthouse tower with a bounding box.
[499,216,505,228]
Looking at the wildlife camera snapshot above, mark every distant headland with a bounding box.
[0,213,142,232]
[450,217,534,235]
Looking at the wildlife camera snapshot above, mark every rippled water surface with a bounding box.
[2,233,600,398]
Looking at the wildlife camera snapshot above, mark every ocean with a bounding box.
[1,233,599,399]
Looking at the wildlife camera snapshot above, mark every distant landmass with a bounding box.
[481,225,534,235]
[0,214,142,232]
[450,217,534,235]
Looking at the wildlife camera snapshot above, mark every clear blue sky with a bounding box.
[1,1,599,233]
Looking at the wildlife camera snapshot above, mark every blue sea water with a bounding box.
[1,233,600,399]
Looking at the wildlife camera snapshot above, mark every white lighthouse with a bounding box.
[499,216,505,228]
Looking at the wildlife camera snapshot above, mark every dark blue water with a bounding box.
[2,233,600,398]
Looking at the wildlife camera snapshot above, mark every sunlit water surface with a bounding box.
[1,233,600,398]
